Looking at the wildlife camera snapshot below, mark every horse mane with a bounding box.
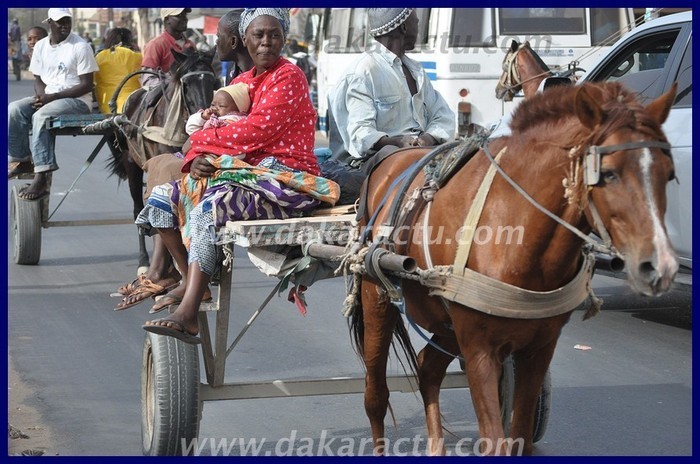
[510,82,667,142]
[522,42,549,72]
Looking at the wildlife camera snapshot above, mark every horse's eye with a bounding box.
[601,169,618,184]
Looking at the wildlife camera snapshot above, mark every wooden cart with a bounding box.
[140,207,552,455]
[9,114,132,265]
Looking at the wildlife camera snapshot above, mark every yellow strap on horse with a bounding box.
[428,252,596,319]
[452,146,507,276]
[426,144,600,319]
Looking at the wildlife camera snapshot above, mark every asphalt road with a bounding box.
[6,77,693,457]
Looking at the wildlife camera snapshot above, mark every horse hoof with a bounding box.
[137,265,149,277]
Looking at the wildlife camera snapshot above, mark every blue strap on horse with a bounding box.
[360,139,485,294]
[392,292,463,361]
[359,142,459,244]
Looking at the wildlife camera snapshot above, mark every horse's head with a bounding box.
[496,40,552,101]
[171,48,219,115]
[575,82,679,295]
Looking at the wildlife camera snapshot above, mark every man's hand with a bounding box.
[32,92,54,109]
[375,133,439,150]
[190,155,216,179]
[415,133,438,147]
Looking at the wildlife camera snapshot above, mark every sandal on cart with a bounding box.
[142,319,201,345]
[114,278,177,311]
[111,276,145,298]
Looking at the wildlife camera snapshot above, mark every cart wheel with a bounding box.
[532,368,551,443]
[11,185,42,265]
[141,332,200,456]
[499,356,515,435]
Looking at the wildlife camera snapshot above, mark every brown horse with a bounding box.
[108,48,217,270]
[350,81,678,455]
[496,40,580,101]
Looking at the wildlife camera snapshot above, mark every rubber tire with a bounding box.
[141,332,200,456]
[460,357,548,441]
[532,368,551,443]
[499,356,515,435]
[11,185,42,265]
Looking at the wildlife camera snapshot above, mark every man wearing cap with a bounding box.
[7,8,99,200]
[140,8,195,88]
[325,8,454,203]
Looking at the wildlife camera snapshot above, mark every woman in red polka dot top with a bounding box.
[182,11,319,176]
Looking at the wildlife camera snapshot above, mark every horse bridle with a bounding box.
[179,70,218,115]
[498,44,552,100]
[481,138,672,256]
[179,70,217,87]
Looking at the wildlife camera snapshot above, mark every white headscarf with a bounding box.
[239,8,290,38]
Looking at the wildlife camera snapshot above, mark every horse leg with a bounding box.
[360,280,399,455]
[416,335,459,455]
[124,152,149,272]
[509,341,558,455]
[460,346,508,455]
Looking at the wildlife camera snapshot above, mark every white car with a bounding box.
[581,11,692,283]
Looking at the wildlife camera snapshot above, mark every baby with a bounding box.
[185,82,251,135]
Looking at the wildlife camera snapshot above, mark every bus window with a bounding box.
[591,8,628,46]
[325,8,356,52]
[415,8,431,47]
[348,8,368,52]
[499,8,586,35]
[450,9,495,47]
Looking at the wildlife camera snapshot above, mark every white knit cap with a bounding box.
[368,8,413,37]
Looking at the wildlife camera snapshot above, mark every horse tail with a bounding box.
[348,280,419,379]
[348,282,365,360]
[105,131,128,181]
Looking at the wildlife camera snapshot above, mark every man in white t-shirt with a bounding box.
[7,8,99,200]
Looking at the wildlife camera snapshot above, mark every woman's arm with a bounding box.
[183,64,309,170]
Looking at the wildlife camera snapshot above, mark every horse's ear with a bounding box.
[510,40,519,52]
[574,84,604,129]
[172,49,187,64]
[645,82,677,125]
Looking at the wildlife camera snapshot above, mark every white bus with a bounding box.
[315,8,636,136]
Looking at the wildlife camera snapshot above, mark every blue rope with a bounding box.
[392,293,463,361]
